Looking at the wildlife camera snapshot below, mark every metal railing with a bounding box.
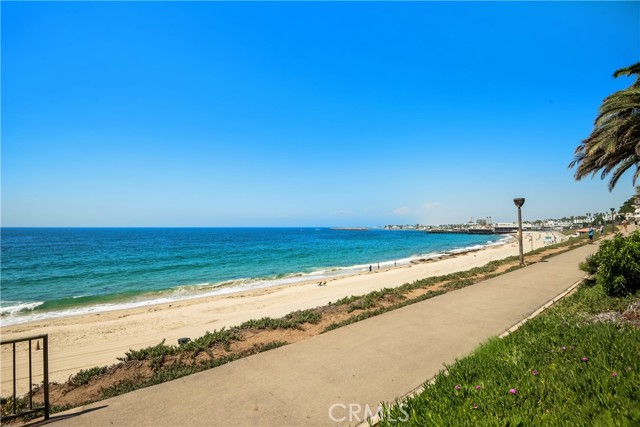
[1,334,50,422]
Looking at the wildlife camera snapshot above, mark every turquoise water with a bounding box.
[1,228,505,325]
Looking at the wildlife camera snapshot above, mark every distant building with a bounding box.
[494,223,518,233]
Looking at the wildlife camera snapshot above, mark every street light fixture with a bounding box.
[610,208,615,234]
[513,198,525,266]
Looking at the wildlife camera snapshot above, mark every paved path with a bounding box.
[33,244,596,427]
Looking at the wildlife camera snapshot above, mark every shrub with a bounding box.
[442,279,475,290]
[118,339,177,371]
[68,366,108,387]
[182,328,242,354]
[596,231,640,296]
[579,253,600,275]
[239,309,321,330]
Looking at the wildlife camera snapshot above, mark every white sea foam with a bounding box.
[0,301,44,317]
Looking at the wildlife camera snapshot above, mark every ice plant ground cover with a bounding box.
[379,281,640,426]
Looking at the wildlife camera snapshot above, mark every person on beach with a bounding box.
[588,226,594,243]
[622,219,628,232]
[599,225,604,235]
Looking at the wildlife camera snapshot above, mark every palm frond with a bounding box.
[607,156,639,191]
[569,62,640,191]
[613,62,640,80]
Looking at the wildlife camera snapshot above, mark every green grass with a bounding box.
[378,283,640,426]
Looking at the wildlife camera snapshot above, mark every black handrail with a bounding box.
[1,334,50,422]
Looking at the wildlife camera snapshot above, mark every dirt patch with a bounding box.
[42,360,153,409]
[590,301,640,328]
[621,301,640,327]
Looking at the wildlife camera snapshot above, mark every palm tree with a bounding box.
[569,62,640,190]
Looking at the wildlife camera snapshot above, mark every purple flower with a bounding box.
[612,372,618,377]
[475,385,482,390]
[531,369,538,376]
[581,356,588,363]
[473,403,478,409]
[509,388,517,395]
[454,384,461,390]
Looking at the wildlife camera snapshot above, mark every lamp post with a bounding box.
[610,208,615,234]
[513,198,525,266]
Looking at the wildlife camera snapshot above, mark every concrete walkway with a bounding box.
[34,244,596,427]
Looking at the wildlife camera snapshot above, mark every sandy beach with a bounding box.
[1,231,563,395]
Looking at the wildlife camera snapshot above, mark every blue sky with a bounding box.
[2,1,639,227]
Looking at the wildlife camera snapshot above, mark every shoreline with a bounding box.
[1,234,510,327]
[0,231,563,394]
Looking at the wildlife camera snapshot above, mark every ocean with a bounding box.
[0,228,506,326]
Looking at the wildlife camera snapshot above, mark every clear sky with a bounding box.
[2,1,639,227]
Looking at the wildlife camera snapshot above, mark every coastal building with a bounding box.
[541,220,571,230]
[493,223,518,234]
